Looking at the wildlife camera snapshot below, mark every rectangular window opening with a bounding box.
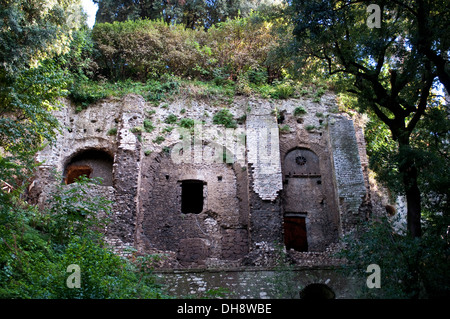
[181,180,205,214]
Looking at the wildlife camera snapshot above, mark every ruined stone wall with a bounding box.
[276,96,341,252]
[31,91,372,268]
[138,149,246,267]
[328,115,368,234]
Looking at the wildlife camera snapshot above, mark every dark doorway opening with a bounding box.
[300,283,335,299]
[181,180,204,214]
[284,215,308,251]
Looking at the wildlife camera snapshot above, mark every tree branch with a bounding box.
[406,64,434,133]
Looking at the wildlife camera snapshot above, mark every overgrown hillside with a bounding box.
[1,0,448,299]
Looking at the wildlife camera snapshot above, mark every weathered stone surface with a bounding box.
[328,115,368,233]
[31,92,375,268]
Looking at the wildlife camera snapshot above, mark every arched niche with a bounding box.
[282,147,323,252]
[64,149,114,186]
[299,283,336,299]
[284,148,321,177]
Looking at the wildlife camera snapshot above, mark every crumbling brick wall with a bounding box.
[31,92,372,268]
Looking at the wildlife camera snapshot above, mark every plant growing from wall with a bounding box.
[153,135,165,144]
[294,106,307,116]
[213,108,237,128]
[165,114,178,124]
[143,119,155,133]
[273,82,295,99]
[107,127,118,136]
[279,125,291,134]
[178,118,195,129]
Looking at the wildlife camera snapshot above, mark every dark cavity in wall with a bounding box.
[181,180,205,214]
[64,149,114,186]
[299,283,336,299]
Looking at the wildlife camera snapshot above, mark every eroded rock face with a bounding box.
[31,93,374,268]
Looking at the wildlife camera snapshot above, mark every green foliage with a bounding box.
[0,174,166,298]
[178,118,195,130]
[94,0,267,30]
[87,13,288,83]
[45,175,112,243]
[279,124,291,134]
[337,215,450,298]
[69,78,110,108]
[165,114,178,124]
[0,1,86,297]
[0,0,169,300]
[364,102,449,215]
[56,236,164,299]
[131,126,145,134]
[293,106,307,116]
[59,28,98,79]
[67,76,182,107]
[143,119,155,133]
[162,126,174,134]
[213,109,238,128]
[107,127,118,136]
[153,135,165,144]
[272,82,295,99]
[0,0,84,74]
[291,0,448,238]
[235,73,252,96]
[0,60,69,192]
[248,68,268,85]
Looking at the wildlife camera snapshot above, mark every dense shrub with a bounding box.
[0,175,166,298]
[90,15,288,83]
[337,215,450,298]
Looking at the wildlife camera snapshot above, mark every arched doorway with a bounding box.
[282,148,323,252]
[64,149,114,186]
[300,283,336,299]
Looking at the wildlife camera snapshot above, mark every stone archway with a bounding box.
[64,148,114,186]
[282,148,324,252]
[300,283,336,299]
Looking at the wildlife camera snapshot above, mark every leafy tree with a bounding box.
[338,215,449,298]
[0,0,85,73]
[290,0,448,239]
[89,13,287,82]
[0,0,84,193]
[94,0,273,29]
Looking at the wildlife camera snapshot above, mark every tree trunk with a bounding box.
[403,166,422,238]
[398,141,422,238]
[398,140,422,298]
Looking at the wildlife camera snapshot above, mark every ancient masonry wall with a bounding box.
[30,92,372,268]
[245,99,284,264]
[328,115,368,234]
